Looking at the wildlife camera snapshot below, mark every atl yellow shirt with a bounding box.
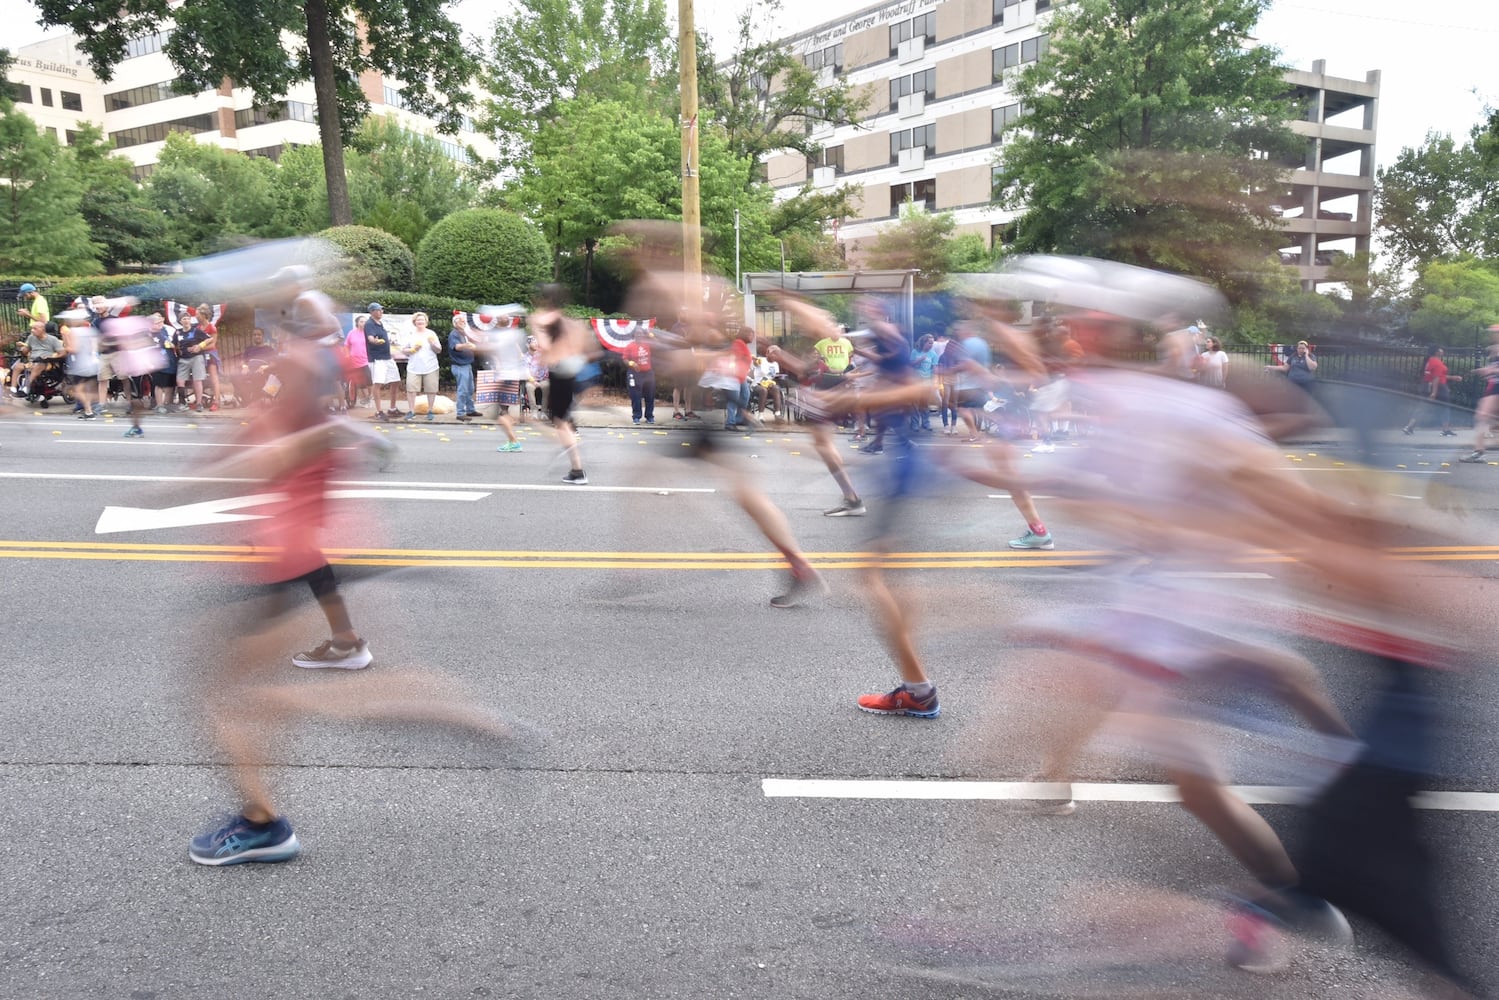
[814,336,852,374]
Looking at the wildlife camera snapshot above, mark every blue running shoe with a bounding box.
[189,814,300,866]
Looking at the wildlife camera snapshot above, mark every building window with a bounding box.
[1021,34,1048,64]
[105,79,181,112]
[992,220,1019,246]
[890,178,937,215]
[41,88,54,107]
[890,124,936,162]
[889,12,936,57]
[131,163,155,182]
[1037,0,1052,11]
[110,113,217,149]
[65,129,81,146]
[46,126,59,140]
[382,85,406,110]
[61,91,83,112]
[992,102,1024,141]
[8,83,32,104]
[889,68,936,112]
[993,0,1020,24]
[993,43,1019,80]
[803,42,844,75]
[815,145,844,175]
[122,30,171,59]
[235,101,317,128]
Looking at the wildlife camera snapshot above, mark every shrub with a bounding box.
[315,226,417,292]
[415,209,550,305]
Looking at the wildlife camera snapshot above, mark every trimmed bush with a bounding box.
[416,209,550,306]
[315,226,417,292]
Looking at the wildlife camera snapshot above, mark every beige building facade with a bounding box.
[773,0,1056,258]
[772,1,1378,281]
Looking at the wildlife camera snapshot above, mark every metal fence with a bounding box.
[1228,344,1488,412]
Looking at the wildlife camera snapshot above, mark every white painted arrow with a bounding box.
[94,489,490,535]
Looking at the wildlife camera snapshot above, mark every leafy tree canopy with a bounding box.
[146,132,288,257]
[1408,257,1499,343]
[35,0,476,226]
[68,123,173,270]
[993,0,1297,303]
[1376,125,1499,274]
[0,90,101,274]
[479,0,672,169]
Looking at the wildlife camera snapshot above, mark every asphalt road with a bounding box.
[1,405,1496,999]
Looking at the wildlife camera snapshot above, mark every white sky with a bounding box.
[9,0,1496,167]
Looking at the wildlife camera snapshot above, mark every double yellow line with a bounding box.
[1,540,1497,570]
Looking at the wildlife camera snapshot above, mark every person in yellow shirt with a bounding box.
[813,325,854,379]
[18,283,49,327]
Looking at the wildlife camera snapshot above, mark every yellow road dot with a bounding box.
[1307,452,1318,457]
[1396,464,1407,469]
[1333,461,1346,466]
[51,430,61,435]
[790,451,802,456]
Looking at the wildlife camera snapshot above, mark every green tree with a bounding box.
[346,116,479,248]
[146,132,288,256]
[509,98,779,304]
[1407,257,1499,345]
[697,1,867,182]
[993,0,1297,303]
[479,0,672,170]
[862,207,959,289]
[0,74,100,274]
[37,0,475,227]
[415,208,551,305]
[68,123,174,268]
[267,143,332,235]
[1376,126,1499,273]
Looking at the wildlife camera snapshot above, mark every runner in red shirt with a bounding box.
[1402,346,1456,437]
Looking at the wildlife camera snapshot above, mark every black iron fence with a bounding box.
[1228,344,1488,412]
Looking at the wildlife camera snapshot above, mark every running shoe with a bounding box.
[189,813,300,866]
[292,638,372,670]
[823,498,866,517]
[1442,428,1457,436]
[426,412,434,422]
[457,415,471,422]
[770,568,825,609]
[123,426,144,438]
[562,469,589,485]
[1225,905,1287,973]
[80,412,97,420]
[856,683,941,719]
[1459,450,1486,463]
[403,411,416,422]
[1008,530,1055,550]
[497,441,522,452]
[465,411,482,417]
[208,402,219,412]
[860,443,885,454]
[1401,425,1414,435]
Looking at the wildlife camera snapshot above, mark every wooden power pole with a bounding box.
[678,0,702,285]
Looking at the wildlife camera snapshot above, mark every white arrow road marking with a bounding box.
[760,778,1499,812]
[94,488,491,534]
[96,493,289,534]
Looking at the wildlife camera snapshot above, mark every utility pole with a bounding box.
[679,0,702,293]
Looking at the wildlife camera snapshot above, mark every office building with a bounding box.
[765,0,1376,286]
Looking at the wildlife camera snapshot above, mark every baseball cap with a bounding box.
[19,283,35,294]
[368,302,383,311]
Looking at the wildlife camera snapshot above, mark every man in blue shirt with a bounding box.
[448,312,480,420]
[362,303,400,419]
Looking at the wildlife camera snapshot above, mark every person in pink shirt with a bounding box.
[344,314,371,409]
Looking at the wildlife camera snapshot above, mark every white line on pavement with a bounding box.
[760,778,1499,812]
[0,471,716,494]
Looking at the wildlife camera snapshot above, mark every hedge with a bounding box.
[415,209,550,305]
[314,226,417,292]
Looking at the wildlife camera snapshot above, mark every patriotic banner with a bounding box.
[461,305,525,332]
[592,318,655,354]
[69,296,137,319]
[163,301,226,328]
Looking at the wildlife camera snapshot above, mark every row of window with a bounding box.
[889,13,937,56]
[804,100,1028,182]
[890,68,936,111]
[235,101,316,128]
[891,178,937,215]
[105,78,181,112]
[803,43,845,75]
[8,83,83,110]
[993,35,1048,78]
[122,30,171,60]
[994,0,1052,23]
[111,112,216,148]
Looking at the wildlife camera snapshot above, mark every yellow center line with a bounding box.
[0,540,1495,569]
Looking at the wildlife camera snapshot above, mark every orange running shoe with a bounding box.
[856,684,940,719]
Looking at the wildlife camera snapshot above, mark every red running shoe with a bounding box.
[856,684,940,719]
